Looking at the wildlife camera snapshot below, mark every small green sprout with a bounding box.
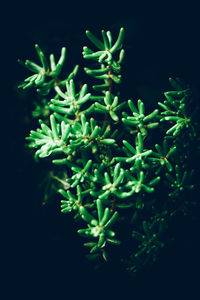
[165,165,194,197]
[126,170,160,194]
[83,27,125,91]
[78,199,120,256]
[127,219,165,272]
[115,132,153,171]
[160,113,192,136]
[66,159,94,188]
[18,44,79,95]
[132,220,165,256]
[83,27,125,62]
[60,185,82,213]
[50,79,92,118]
[26,114,71,158]
[148,139,177,173]
[122,99,159,136]
[90,163,135,200]
[18,45,65,86]
[158,78,196,137]
[94,91,126,121]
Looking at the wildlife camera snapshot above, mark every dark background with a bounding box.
[3,1,200,298]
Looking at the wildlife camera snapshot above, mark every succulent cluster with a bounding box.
[19,27,199,273]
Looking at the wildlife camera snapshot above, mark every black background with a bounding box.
[3,1,200,298]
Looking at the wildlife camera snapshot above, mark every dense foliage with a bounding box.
[19,27,200,273]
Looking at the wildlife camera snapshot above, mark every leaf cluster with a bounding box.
[19,27,200,273]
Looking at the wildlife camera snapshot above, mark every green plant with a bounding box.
[19,27,200,274]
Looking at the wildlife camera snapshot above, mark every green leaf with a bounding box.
[85,30,105,50]
[35,44,49,72]
[79,206,98,225]
[110,111,119,121]
[104,211,119,229]
[101,30,110,49]
[100,207,110,226]
[110,27,125,53]
[50,114,59,139]
[97,199,104,222]
[101,139,115,145]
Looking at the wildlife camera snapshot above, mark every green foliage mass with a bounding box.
[18,27,200,274]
